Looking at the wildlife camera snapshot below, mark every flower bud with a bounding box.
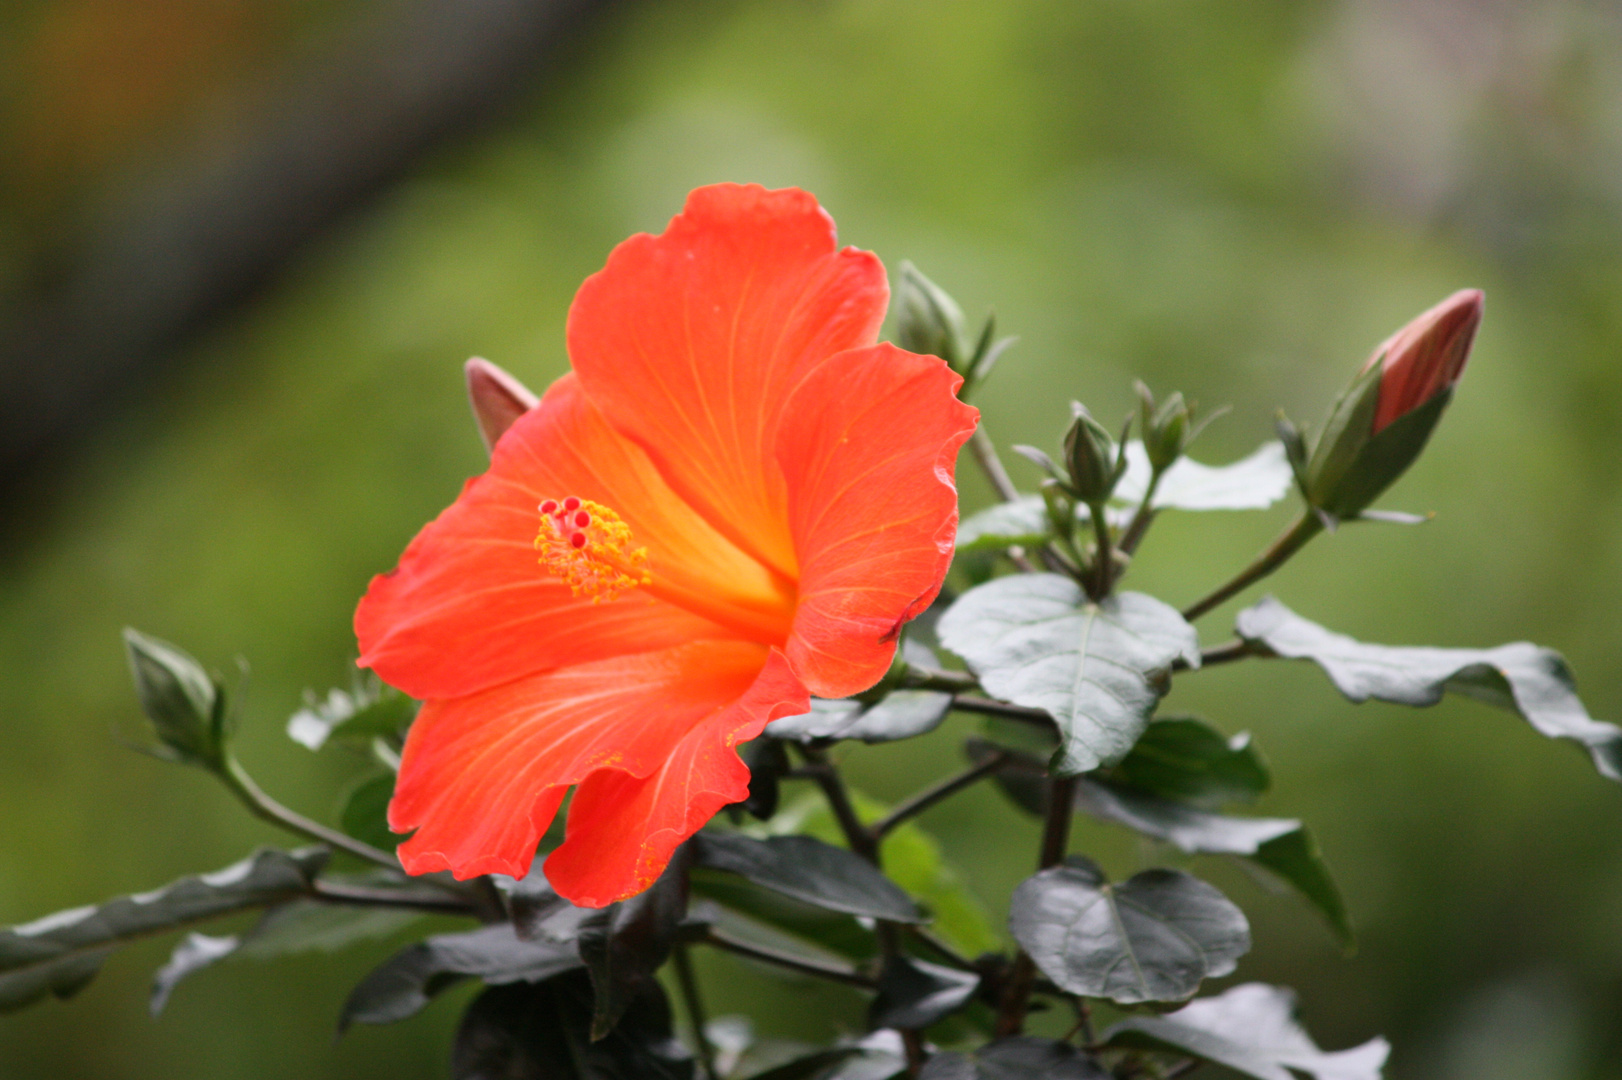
[1304,289,1483,520]
[1136,382,1193,475]
[123,628,227,769]
[895,262,969,372]
[465,357,539,454]
[1062,403,1128,505]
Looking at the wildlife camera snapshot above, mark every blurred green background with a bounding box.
[4,1,1622,1077]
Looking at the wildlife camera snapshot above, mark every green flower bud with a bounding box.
[895,262,969,372]
[1062,403,1128,505]
[123,628,228,769]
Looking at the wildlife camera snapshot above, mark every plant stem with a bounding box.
[904,926,976,971]
[969,425,1021,503]
[220,756,400,871]
[1087,501,1114,600]
[1171,639,1254,672]
[1180,510,1324,622]
[899,665,980,693]
[950,695,1057,730]
[996,775,1077,1037]
[672,945,717,1080]
[870,751,1009,841]
[702,929,876,988]
[1116,472,1163,558]
[796,748,879,863]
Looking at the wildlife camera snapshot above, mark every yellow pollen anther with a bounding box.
[535,498,651,602]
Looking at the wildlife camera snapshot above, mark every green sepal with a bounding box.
[1302,361,1382,511]
[895,262,969,372]
[122,629,229,771]
[1313,387,1451,519]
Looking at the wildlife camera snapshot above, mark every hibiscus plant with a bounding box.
[6,185,1618,1080]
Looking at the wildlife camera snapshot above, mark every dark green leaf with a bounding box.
[452,969,693,1080]
[1072,779,1351,950]
[868,955,979,1030]
[150,933,238,1015]
[1009,856,1249,1004]
[938,577,1200,775]
[0,847,325,1014]
[954,497,1051,553]
[919,1037,1110,1080]
[339,923,583,1030]
[1104,982,1389,1080]
[578,846,691,1040]
[764,700,863,741]
[1114,441,1292,512]
[1237,596,1622,780]
[1104,717,1270,807]
[287,680,415,751]
[496,869,596,944]
[122,628,225,768]
[743,1048,863,1080]
[151,898,425,1015]
[340,772,401,852]
[690,833,922,924]
[691,871,878,961]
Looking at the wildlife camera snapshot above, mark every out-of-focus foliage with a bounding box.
[3,1,1622,1078]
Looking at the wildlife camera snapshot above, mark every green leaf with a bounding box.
[938,576,1200,775]
[689,872,878,962]
[1104,716,1270,808]
[742,1047,862,1080]
[1114,441,1292,512]
[765,692,953,745]
[122,628,226,768]
[150,933,239,1015]
[578,847,691,1039]
[1072,780,1351,950]
[748,1031,907,1080]
[868,955,979,1031]
[1009,856,1249,1004]
[1237,596,1622,780]
[1104,982,1389,1080]
[919,1037,1109,1079]
[451,970,693,1080]
[150,897,426,1015]
[339,923,583,1030]
[0,847,325,1014]
[287,679,416,751]
[340,772,401,852]
[954,497,1051,553]
[691,833,921,924]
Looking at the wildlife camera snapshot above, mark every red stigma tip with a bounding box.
[539,499,558,514]
[570,532,587,549]
[574,510,591,528]
[563,496,581,512]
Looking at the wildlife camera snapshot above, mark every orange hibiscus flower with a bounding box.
[354,184,979,907]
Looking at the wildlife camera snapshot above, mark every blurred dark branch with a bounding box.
[0,0,620,513]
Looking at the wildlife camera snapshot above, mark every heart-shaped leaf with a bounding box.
[578,847,691,1039]
[1104,982,1389,1080]
[1103,716,1270,808]
[938,576,1200,774]
[1009,856,1248,1004]
[1237,597,1622,780]
[765,692,952,745]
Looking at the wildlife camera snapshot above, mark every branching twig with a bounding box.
[870,751,1009,841]
[220,757,400,871]
[307,880,478,916]
[673,945,717,1080]
[1181,510,1323,622]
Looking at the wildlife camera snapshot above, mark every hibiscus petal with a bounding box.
[777,344,979,698]
[567,184,888,579]
[356,375,795,700]
[390,642,807,889]
[544,649,806,906]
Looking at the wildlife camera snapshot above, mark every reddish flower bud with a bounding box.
[1363,289,1482,434]
[1302,289,1483,520]
[465,357,539,454]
